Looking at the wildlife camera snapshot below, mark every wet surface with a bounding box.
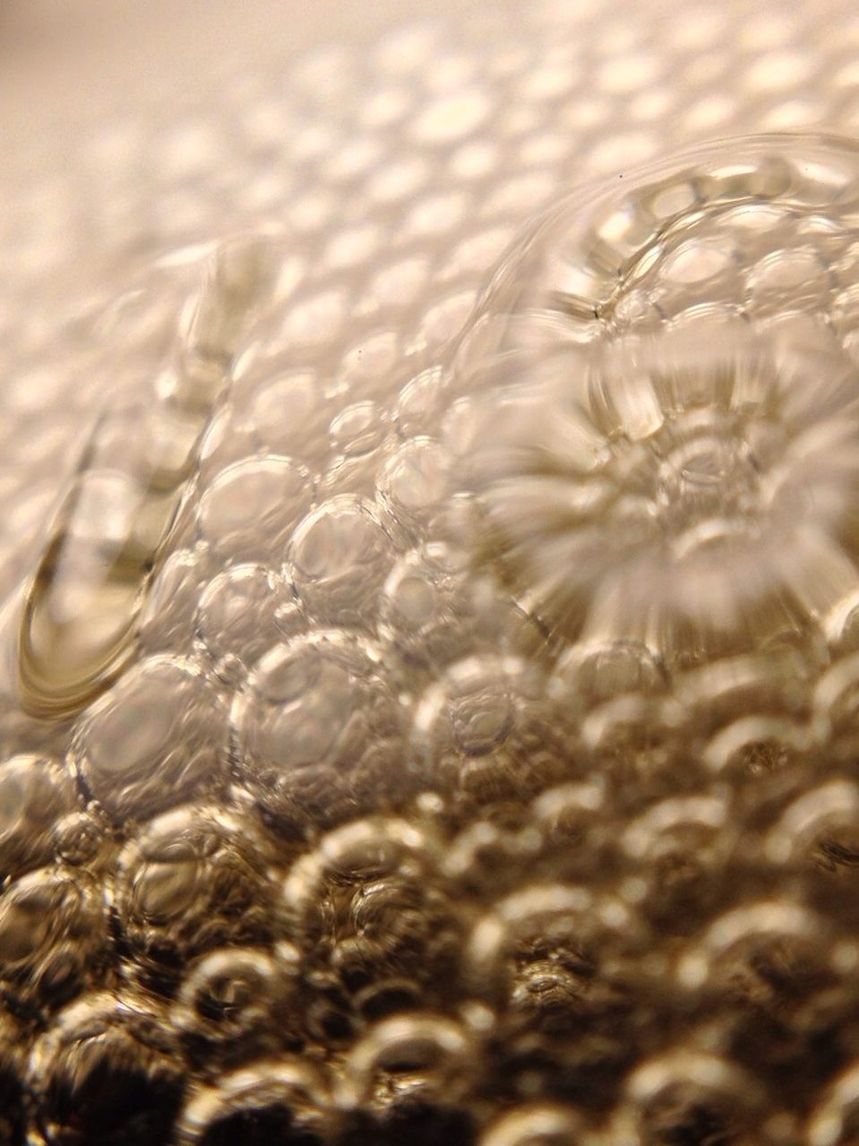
[6,6,859,1144]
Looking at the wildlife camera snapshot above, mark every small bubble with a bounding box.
[479,1103,584,1146]
[376,437,453,540]
[412,655,571,803]
[0,754,78,878]
[342,1012,477,1107]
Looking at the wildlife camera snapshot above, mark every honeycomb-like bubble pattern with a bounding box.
[5,5,859,1144]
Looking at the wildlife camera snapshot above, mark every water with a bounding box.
[5,135,859,1143]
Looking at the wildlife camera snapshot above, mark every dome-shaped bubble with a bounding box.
[0,754,78,879]
[378,540,545,677]
[0,866,110,1016]
[176,1058,337,1146]
[281,817,461,1032]
[478,1104,585,1146]
[172,944,303,1071]
[28,992,184,1146]
[411,654,575,804]
[341,1012,478,1108]
[376,436,453,541]
[195,563,302,685]
[288,496,396,629]
[197,455,314,565]
[232,630,408,829]
[607,1049,769,1145]
[465,325,859,676]
[111,805,279,994]
[70,656,228,823]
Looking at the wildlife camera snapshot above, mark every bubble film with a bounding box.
[7,4,859,1143]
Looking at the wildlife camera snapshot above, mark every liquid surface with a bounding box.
[5,7,859,1146]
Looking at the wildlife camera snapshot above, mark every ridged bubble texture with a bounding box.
[8,13,859,1142]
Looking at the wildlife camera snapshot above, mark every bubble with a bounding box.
[29,992,184,1146]
[240,369,328,461]
[412,90,491,146]
[701,713,810,778]
[196,563,302,685]
[51,808,110,870]
[197,455,313,565]
[342,1013,477,1107]
[195,403,257,486]
[551,637,664,708]
[111,805,278,994]
[378,541,544,677]
[766,779,859,872]
[621,794,733,932]
[530,779,606,855]
[411,655,573,803]
[746,245,831,317]
[366,156,428,206]
[370,256,432,314]
[608,1050,767,1145]
[139,547,207,656]
[173,945,303,1071]
[329,400,387,458]
[676,900,838,998]
[466,322,859,676]
[464,882,637,1016]
[283,817,437,941]
[814,652,859,737]
[71,656,228,823]
[0,754,77,878]
[376,437,453,540]
[479,1104,585,1146]
[808,1059,859,1146]
[288,497,395,629]
[673,648,815,737]
[0,866,109,1015]
[282,817,460,1030]
[660,236,735,285]
[232,630,407,829]
[176,1059,337,1146]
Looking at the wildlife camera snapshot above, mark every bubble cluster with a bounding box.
[5,10,859,1142]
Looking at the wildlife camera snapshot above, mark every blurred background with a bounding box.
[0,0,479,147]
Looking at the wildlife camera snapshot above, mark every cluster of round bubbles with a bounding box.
[9,132,859,1144]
